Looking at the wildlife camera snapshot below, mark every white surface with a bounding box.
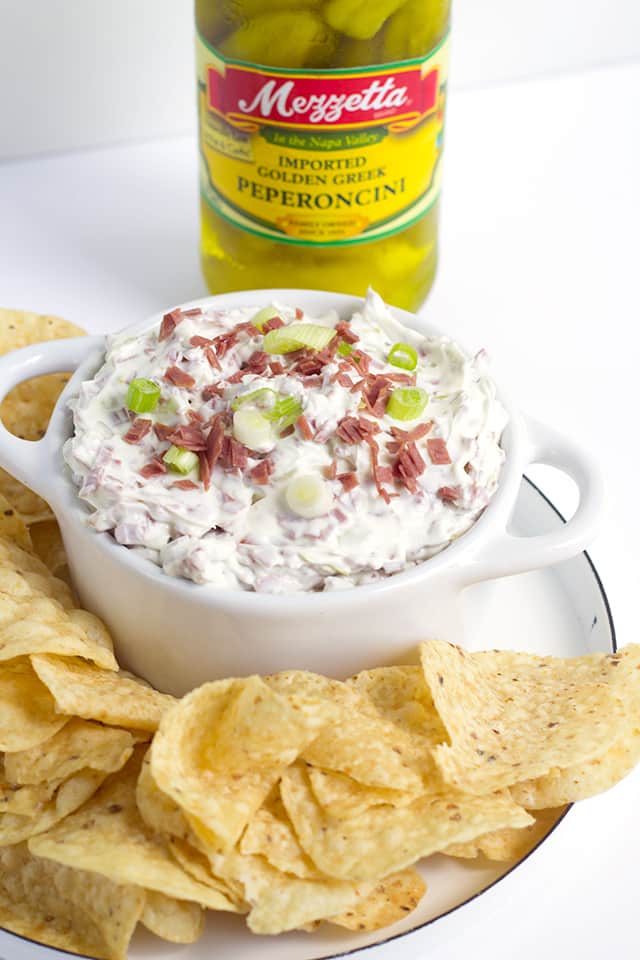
[0,0,195,160]
[450,0,640,90]
[1,0,640,159]
[0,61,638,958]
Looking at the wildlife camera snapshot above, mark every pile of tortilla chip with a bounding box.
[0,310,639,959]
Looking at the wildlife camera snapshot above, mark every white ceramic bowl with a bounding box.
[0,291,604,695]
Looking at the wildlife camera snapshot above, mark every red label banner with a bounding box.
[206,64,439,132]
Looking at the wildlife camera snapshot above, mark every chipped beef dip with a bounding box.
[64,291,508,593]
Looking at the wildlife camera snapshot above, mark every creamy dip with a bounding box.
[64,291,508,593]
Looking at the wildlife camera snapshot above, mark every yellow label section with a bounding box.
[198,36,448,247]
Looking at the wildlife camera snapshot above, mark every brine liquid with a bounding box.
[196,1,450,312]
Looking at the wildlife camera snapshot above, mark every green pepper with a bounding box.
[324,0,409,40]
[337,34,385,67]
[196,2,235,45]
[236,0,323,15]
[218,12,337,68]
[382,0,450,60]
[197,0,324,46]
[202,197,439,311]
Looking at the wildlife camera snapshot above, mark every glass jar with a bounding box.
[196,0,450,311]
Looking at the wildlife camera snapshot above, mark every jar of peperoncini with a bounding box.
[196,0,450,311]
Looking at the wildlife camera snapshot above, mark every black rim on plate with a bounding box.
[1,478,617,960]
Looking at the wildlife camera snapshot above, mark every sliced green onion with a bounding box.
[265,396,303,429]
[232,389,302,432]
[337,341,353,357]
[387,387,429,422]
[233,409,275,452]
[231,387,302,434]
[263,324,335,355]
[163,445,199,475]
[285,475,332,519]
[231,387,278,413]
[126,378,161,414]
[162,396,180,415]
[251,306,281,332]
[388,342,418,372]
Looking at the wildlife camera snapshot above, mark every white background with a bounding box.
[1,0,640,158]
[0,2,639,959]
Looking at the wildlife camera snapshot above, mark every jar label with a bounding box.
[197,33,449,247]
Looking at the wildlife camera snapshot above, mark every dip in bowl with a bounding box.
[0,290,604,694]
[63,290,507,595]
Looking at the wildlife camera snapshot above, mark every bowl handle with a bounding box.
[463,415,605,583]
[0,337,100,501]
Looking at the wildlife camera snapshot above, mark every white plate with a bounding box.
[0,478,615,960]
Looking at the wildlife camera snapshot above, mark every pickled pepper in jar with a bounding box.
[196,0,450,311]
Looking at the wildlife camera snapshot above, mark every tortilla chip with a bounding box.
[151,676,337,849]
[268,670,428,792]
[0,541,73,612]
[329,869,426,931]
[168,837,245,906]
[0,308,84,355]
[0,309,84,444]
[420,640,634,794]
[141,891,205,944]
[0,842,144,960]
[30,654,175,731]
[348,664,448,746]
[206,840,425,936]
[0,534,56,578]
[67,607,115,653]
[240,790,322,880]
[0,808,63,848]
[0,613,115,668]
[307,766,414,819]
[443,807,567,861]
[0,309,85,526]
[0,781,59,818]
[511,735,640,808]
[346,666,448,793]
[0,769,107,846]
[280,762,532,882]
[265,670,353,703]
[1,373,71,441]
[0,566,33,600]
[0,493,32,550]
[509,646,640,806]
[0,658,69,752]
[0,471,52,525]
[4,718,134,785]
[29,751,239,912]
[136,749,193,842]
[247,873,363,935]
[29,517,70,583]
[21,570,74,609]
[0,589,56,628]
[304,720,426,793]
[0,586,116,669]
[202,844,365,935]
[55,768,111,817]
